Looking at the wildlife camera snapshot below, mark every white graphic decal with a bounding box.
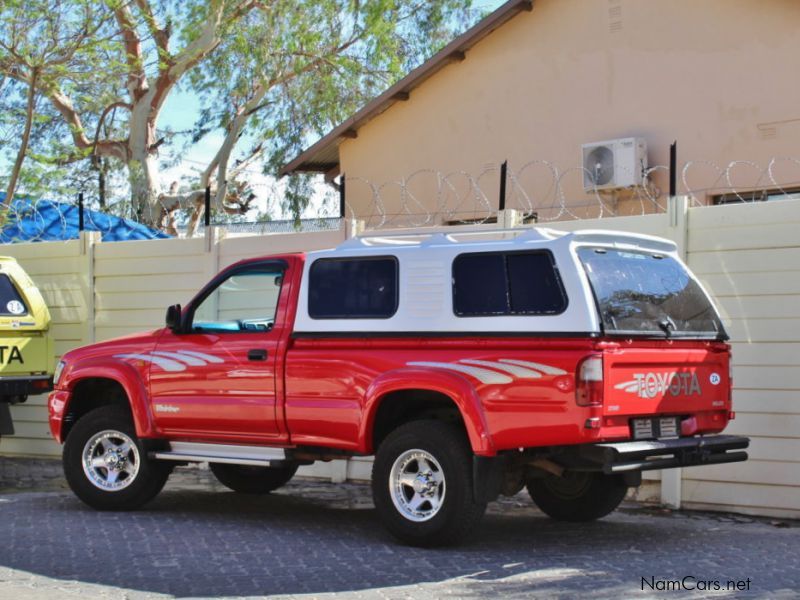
[154,404,180,413]
[152,351,206,366]
[407,361,513,384]
[459,359,542,379]
[407,358,568,385]
[498,359,567,376]
[614,380,640,393]
[115,353,187,372]
[615,372,702,399]
[709,373,721,385]
[114,349,225,372]
[174,350,224,364]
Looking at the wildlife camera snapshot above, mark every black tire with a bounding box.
[526,471,628,522]
[209,462,298,494]
[63,405,170,510]
[371,420,486,547]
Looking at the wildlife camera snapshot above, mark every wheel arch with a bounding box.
[360,368,494,456]
[59,362,154,442]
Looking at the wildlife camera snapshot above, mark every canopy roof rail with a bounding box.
[335,226,566,250]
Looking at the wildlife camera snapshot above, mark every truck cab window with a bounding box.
[191,266,283,333]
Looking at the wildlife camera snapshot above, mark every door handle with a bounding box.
[247,349,268,361]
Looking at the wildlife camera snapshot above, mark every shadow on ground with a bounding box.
[1,470,796,598]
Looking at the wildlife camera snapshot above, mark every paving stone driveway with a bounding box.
[0,458,797,599]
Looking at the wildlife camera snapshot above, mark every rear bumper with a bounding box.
[0,375,53,399]
[579,435,750,474]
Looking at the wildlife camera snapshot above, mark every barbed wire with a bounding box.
[346,157,800,229]
[1,157,799,243]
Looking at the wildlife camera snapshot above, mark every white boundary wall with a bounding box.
[1,198,798,519]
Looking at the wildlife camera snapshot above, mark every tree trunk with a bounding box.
[128,152,162,225]
[5,68,38,206]
[127,94,162,226]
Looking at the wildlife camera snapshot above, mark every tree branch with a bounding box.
[4,66,39,205]
[150,0,266,117]
[133,0,170,54]
[45,87,128,161]
[93,101,133,157]
[112,1,149,100]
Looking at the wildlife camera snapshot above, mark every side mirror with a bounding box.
[166,304,182,333]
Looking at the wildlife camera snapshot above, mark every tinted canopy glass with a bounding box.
[309,257,398,319]
[577,247,725,338]
[452,251,567,317]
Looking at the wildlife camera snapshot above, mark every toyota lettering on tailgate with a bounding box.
[616,372,705,399]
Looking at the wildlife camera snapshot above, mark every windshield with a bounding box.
[577,247,726,339]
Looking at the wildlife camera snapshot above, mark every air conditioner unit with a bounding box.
[582,137,647,191]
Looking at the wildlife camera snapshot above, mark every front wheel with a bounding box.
[372,420,486,547]
[63,406,170,510]
[526,471,628,522]
[209,462,298,494]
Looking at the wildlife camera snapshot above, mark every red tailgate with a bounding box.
[603,342,730,419]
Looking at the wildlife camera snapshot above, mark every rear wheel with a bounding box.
[209,462,298,494]
[63,405,170,510]
[526,471,628,522]
[372,420,486,547]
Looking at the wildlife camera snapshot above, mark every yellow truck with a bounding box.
[0,257,53,437]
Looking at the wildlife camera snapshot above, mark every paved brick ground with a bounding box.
[0,457,797,599]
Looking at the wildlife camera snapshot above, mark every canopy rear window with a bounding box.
[577,247,725,339]
[0,274,27,316]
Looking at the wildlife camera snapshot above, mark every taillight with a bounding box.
[576,354,603,407]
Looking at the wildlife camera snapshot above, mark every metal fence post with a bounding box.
[499,160,508,211]
[204,186,211,228]
[669,141,677,198]
[78,192,85,232]
[339,174,346,219]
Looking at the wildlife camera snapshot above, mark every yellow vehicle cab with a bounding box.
[0,256,54,437]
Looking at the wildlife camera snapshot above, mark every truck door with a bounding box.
[148,259,290,443]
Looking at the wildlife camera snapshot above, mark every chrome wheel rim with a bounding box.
[82,430,140,492]
[389,449,446,522]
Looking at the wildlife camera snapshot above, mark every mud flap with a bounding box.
[0,403,14,436]
[473,455,505,504]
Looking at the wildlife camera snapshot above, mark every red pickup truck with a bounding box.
[48,228,749,546]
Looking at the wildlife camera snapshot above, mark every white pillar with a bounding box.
[661,194,689,509]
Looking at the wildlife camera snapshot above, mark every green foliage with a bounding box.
[1,0,478,226]
[0,0,127,205]
[187,0,475,221]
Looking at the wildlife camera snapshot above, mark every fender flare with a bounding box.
[359,367,495,456]
[60,359,155,439]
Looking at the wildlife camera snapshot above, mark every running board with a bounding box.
[150,442,288,466]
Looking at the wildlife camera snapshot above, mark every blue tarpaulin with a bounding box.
[0,194,170,242]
